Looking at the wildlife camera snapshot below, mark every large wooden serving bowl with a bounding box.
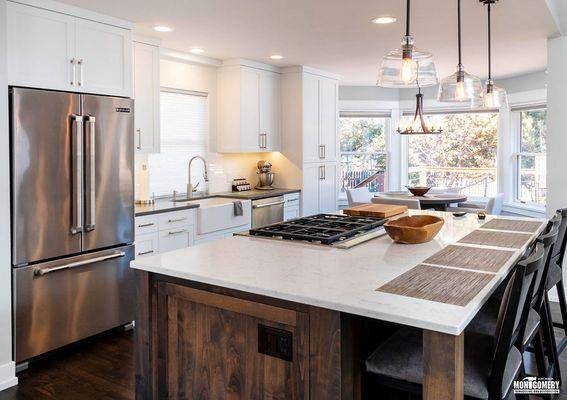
[384,215,444,244]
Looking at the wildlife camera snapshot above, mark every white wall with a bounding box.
[0,0,18,391]
[135,57,301,197]
[547,36,567,218]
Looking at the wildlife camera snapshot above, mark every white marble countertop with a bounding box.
[130,210,546,335]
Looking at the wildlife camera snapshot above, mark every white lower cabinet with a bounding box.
[158,227,194,253]
[302,163,338,216]
[283,192,301,221]
[135,232,158,258]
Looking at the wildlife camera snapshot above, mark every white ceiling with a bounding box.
[58,0,558,85]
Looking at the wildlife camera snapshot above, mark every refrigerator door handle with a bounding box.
[71,115,84,234]
[33,251,126,276]
[85,115,96,231]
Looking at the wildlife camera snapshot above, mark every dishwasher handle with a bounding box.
[252,200,286,209]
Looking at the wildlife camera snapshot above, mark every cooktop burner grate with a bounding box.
[249,214,388,245]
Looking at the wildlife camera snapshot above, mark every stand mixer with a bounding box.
[256,160,275,190]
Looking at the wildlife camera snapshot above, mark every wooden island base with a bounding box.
[135,270,464,400]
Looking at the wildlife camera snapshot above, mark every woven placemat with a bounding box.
[457,230,532,249]
[481,219,544,233]
[376,264,494,306]
[423,245,515,273]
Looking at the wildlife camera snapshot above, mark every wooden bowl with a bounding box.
[384,215,444,244]
[406,186,431,196]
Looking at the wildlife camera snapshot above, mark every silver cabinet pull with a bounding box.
[34,251,125,276]
[136,128,142,150]
[168,229,187,235]
[286,198,299,203]
[263,133,268,149]
[319,165,325,180]
[70,58,76,85]
[137,222,155,228]
[137,250,154,256]
[322,144,326,159]
[252,200,285,209]
[168,217,187,223]
[77,59,84,86]
[319,145,325,159]
[323,165,326,180]
[71,115,83,234]
[84,115,96,232]
[258,133,262,149]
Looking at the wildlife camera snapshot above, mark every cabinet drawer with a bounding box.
[135,232,158,258]
[135,214,158,235]
[158,226,193,253]
[284,192,300,205]
[158,210,195,231]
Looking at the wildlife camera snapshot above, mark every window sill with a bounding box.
[503,202,546,218]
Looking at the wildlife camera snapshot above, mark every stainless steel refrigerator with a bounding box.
[10,87,135,363]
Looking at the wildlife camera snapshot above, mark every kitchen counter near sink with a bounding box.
[134,188,300,216]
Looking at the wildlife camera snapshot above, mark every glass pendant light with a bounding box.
[438,0,483,103]
[377,0,438,88]
[481,0,507,108]
[397,67,443,135]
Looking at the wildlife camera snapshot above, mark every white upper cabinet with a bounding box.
[6,1,132,97]
[7,2,76,92]
[218,62,281,153]
[133,40,160,153]
[302,73,338,163]
[75,19,131,97]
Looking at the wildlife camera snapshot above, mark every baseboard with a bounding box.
[0,361,18,392]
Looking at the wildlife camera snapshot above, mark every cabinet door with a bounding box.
[7,2,76,91]
[319,77,338,162]
[158,227,194,253]
[240,67,261,151]
[302,74,320,163]
[284,206,300,221]
[156,283,308,399]
[133,42,160,153]
[319,163,338,213]
[302,163,321,217]
[135,232,159,258]
[75,19,132,97]
[260,71,281,151]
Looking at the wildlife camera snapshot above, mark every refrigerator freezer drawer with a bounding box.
[13,245,135,362]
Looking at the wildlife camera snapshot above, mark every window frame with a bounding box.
[511,106,547,207]
[338,113,391,194]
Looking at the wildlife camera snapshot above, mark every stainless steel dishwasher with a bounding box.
[251,196,285,228]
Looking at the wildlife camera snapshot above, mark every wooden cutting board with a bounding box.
[343,203,408,218]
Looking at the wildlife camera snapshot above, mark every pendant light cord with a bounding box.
[406,0,411,37]
[487,2,492,80]
[457,0,462,70]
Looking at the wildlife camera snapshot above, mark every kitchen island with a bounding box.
[131,211,546,399]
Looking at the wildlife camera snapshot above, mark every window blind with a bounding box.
[340,110,392,118]
[148,90,209,196]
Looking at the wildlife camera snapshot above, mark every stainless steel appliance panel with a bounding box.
[11,88,82,265]
[13,245,135,362]
[81,95,134,251]
[252,196,285,228]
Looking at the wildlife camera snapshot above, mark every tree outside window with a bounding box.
[339,116,387,194]
[517,109,546,205]
[407,112,499,197]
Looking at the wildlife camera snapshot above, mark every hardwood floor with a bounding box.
[0,328,134,400]
[3,314,567,399]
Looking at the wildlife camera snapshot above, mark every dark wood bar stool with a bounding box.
[365,243,546,400]
[546,208,567,355]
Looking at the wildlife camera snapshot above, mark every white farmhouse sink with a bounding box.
[191,198,251,235]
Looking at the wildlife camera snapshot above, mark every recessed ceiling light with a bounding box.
[190,48,205,55]
[371,16,397,24]
[153,25,173,32]
[270,55,284,60]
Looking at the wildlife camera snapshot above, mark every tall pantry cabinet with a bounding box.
[281,67,339,216]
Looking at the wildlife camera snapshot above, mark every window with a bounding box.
[339,115,388,194]
[406,112,499,197]
[515,108,546,206]
[148,90,208,196]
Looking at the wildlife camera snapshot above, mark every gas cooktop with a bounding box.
[248,214,388,245]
